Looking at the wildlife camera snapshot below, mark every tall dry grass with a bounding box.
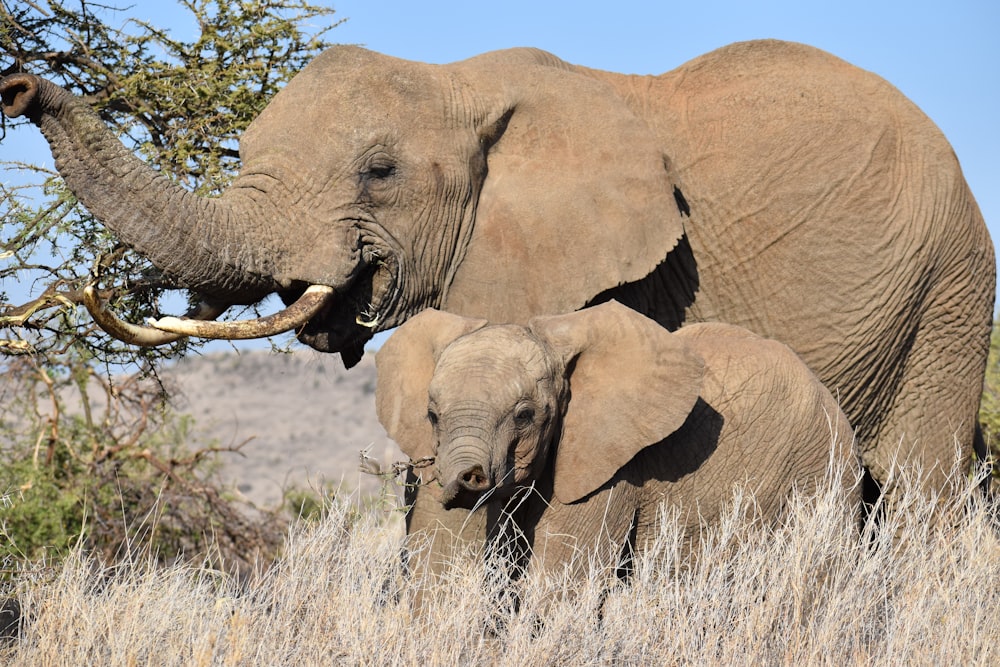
[1,464,998,666]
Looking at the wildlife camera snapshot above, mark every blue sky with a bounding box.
[3,1,998,351]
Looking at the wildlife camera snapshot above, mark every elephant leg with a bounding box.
[402,467,487,611]
[862,274,993,502]
[524,487,638,615]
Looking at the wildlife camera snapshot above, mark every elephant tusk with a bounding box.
[84,285,228,347]
[355,311,380,329]
[148,284,335,340]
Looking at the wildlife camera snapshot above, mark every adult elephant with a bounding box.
[0,39,992,532]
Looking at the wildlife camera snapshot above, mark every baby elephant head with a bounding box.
[375,301,705,507]
[426,324,567,508]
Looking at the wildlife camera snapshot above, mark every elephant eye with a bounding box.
[365,163,396,180]
[514,406,535,427]
[426,408,439,428]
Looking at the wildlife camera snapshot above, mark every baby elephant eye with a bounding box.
[514,406,535,426]
[427,409,439,427]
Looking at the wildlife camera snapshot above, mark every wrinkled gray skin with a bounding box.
[376,302,860,588]
[0,40,992,560]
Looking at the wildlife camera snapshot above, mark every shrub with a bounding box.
[0,355,287,576]
[978,316,1000,486]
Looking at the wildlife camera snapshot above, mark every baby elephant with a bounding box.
[376,301,858,584]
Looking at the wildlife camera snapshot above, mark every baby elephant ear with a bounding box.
[375,309,488,462]
[529,301,705,504]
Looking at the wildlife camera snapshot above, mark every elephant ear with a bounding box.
[443,56,686,323]
[529,301,705,504]
[375,309,488,464]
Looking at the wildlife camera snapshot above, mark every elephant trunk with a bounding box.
[0,73,279,305]
[437,437,497,510]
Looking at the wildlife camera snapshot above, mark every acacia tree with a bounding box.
[1,0,340,363]
[0,0,341,568]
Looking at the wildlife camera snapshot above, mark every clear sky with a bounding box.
[3,1,998,353]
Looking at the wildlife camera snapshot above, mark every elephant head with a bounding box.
[0,46,685,367]
[375,301,705,506]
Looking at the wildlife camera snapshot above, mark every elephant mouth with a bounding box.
[287,243,401,367]
[439,480,524,512]
[288,291,372,368]
[440,481,490,511]
[438,467,520,511]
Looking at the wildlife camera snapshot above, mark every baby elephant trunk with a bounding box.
[437,439,494,510]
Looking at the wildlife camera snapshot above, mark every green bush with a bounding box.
[0,355,288,576]
[978,316,1000,485]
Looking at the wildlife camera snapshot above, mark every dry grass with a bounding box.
[1,465,998,666]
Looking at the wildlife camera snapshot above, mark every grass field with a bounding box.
[1,464,997,665]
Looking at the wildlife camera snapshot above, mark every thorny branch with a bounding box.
[360,452,436,485]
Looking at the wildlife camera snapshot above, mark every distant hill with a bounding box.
[161,350,401,508]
